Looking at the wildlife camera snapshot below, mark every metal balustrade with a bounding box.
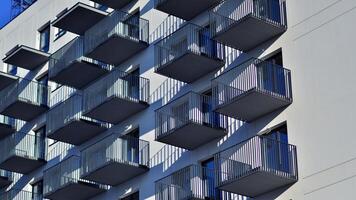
[47,88,110,145]
[82,69,150,124]
[80,134,149,185]
[84,10,149,65]
[154,0,222,20]
[0,132,46,174]
[0,189,41,200]
[155,92,228,149]
[49,37,112,89]
[210,0,287,51]
[0,78,50,121]
[212,57,292,122]
[156,165,243,200]
[44,156,108,200]
[0,169,12,188]
[155,23,225,83]
[215,136,298,197]
[0,114,20,139]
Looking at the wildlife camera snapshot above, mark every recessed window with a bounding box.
[7,64,17,75]
[54,28,66,40]
[31,179,44,199]
[121,191,139,200]
[39,24,50,52]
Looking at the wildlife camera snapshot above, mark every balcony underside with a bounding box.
[0,123,16,140]
[86,34,148,65]
[82,161,148,185]
[1,100,48,121]
[0,176,12,188]
[215,89,291,122]
[3,46,50,70]
[44,181,106,200]
[47,119,107,145]
[218,168,296,197]
[156,0,221,20]
[213,14,287,51]
[91,0,133,9]
[50,60,109,89]
[52,3,108,35]
[84,96,148,124]
[0,73,17,91]
[156,52,224,83]
[156,122,226,150]
[0,156,46,174]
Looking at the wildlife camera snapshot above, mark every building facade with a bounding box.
[0,0,354,199]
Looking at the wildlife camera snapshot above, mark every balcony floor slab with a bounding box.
[156,122,226,150]
[52,3,108,35]
[86,34,148,65]
[50,60,109,89]
[1,100,48,121]
[0,155,46,174]
[82,161,148,186]
[215,88,291,122]
[213,14,287,51]
[84,96,148,124]
[47,119,107,145]
[3,46,50,70]
[44,181,106,200]
[156,52,224,83]
[91,0,133,9]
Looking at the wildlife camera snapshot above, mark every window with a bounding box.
[95,3,108,11]
[7,64,17,75]
[34,126,46,159]
[124,11,140,39]
[39,24,50,52]
[263,123,290,173]
[123,69,140,100]
[201,158,220,199]
[36,75,49,105]
[54,28,66,40]
[121,191,139,200]
[126,128,140,163]
[31,179,43,199]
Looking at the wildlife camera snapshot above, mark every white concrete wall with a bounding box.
[0,0,355,199]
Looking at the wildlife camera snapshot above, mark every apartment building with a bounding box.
[0,0,354,199]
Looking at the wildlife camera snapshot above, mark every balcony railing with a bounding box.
[44,156,108,199]
[0,132,46,173]
[155,92,228,149]
[82,69,150,124]
[47,87,110,145]
[0,169,12,188]
[84,10,149,65]
[49,37,112,89]
[210,0,287,50]
[212,57,292,121]
[0,189,41,200]
[154,23,225,83]
[0,78,50,121]
[0,114,21,139]
[215,136,298,197]
[80,134,149,185]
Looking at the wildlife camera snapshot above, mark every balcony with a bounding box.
[215,136,298,197]
[3,45,50,70]
[0,132,46,174]
[0,71,18,91]
[154,0,221,20]
[47,90,109,145]
[154,23,225,83]
[155,92,227,150]
[49,37,112,89]
[52,2,108,35]
[156,165,221,200]
[0,115,17,139]
[0,170,12,188]
[210,0,287,51]
[80,135,149,185]
[0,78,50,121]
[44,156,108,200]
[0,189,41,200]
[212,58,292,122]
[84,10,149,65]
[82,69,149,124]
[91,0,134,9]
